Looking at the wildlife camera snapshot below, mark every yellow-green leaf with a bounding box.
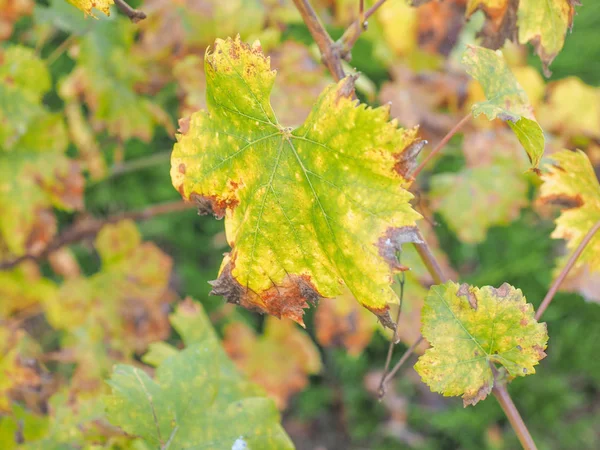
[171,37,422,326]
[415,282,548,406]
[106,300,294,450]
[517,0,577,76]
[65,0,113,17]
[539,149,600,272]
[462,45,545,169]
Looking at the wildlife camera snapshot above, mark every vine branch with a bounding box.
[535,218,600,320]
[0,200,193,271]
[493,380,538,450]
[410,113,472,179]
[338,0,388,59]
[114,0,147,23]
[291,0,346,81]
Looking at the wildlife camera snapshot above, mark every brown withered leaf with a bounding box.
[222,317,321,409]
[314,289,379,356]
[418,0,466,56]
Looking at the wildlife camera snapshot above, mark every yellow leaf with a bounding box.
[66,0,114,17]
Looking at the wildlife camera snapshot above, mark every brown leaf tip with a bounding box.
[377,226,423,271]
[366,304,397,333]
[394,139,425,178]
[209,262,322,327]
[457,283,478,310]
[463,383,492,407]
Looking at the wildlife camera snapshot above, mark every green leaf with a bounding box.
[0,45,82,258]
[430,157,528,243]
[539,149,600,272]
[106,301,294,450]
[518,0,578,76]
[415,281,548,406]
[462,45,545,169]
[171,36,423,327]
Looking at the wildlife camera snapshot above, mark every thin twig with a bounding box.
[410,113,471,179]
[535,219,600,320]
[114,0,147,23]
[90,152,172,186]
[379,268,406,394]
[337,0,388,59]
[46,34,78,66]
[493,382,538,450]
[291,0,346,81]
[413,229,448,284]
[0,201,193,271]
[379,336,424,397]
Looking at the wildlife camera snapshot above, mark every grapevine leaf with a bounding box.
[59,18,172,142]
[415,282,548,406]
[65,0,114,18]
[106,302,294,450]
[539,150,600,272]
[0,46,83,258]
[537,77,600,139]
[314,289,379,357]
[0,262,57,319]
[45,220,173,355]
[462,45,545,169]
[517,0,578,76]
[466,0,516,50]
[430,156,528,243]
[171,36,422,326]
[223,317,322,409]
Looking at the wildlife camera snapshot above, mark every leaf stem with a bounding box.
[46,34,78,66]
[0,200,193,271]
[379,269,406,395]
[291,0,346,81]
[492,382,538,450]
[413,229,448,284]
[114,0,147,22]
[379,336,424,397]
[337,0,388,58]
[535,219,600,320]
[410,113,472,179]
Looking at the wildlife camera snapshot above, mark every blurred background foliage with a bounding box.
[1,0,599,449]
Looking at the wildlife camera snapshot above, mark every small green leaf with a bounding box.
[106,301,294,450]
[462,45,545,169]
[415,281,548,406]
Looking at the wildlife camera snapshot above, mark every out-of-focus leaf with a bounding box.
[45,220,173,355]
[106,300,294,450]
[0,262,57,318]
[537,77,600,140]
[0,0,34,41]
[172,36,422,326]
[517,0,578,76]
[539,149,600,272]
[223,317,321,409]
[415,281,548,406]
[430,156,528,243]
[314,289,379,356]
[59,18,172,142]
[0,46,83,259]
[462,45,544,168]
[560,264,600,303]
[65,0,113,18]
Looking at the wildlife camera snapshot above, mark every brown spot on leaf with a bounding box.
[377,226,423,271]
[533,343,547,361]
[190,192,238,219]
[457,283,478,310]
[178,163,186,174]
[540,193,584,210]
[209,262,321,327]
